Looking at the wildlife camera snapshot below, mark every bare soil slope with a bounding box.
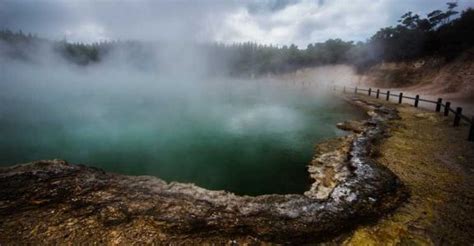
[360,49,474,111]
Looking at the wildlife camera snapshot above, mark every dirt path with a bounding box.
[399,87,474,116]
[359,86,474,117]
[343,95,474,245]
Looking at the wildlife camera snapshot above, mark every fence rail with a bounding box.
[338,85,474,142]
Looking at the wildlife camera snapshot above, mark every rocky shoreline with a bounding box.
[0,98,407,244]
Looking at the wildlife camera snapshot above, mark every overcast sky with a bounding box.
[1,0,473,47]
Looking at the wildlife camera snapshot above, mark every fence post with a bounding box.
[398,92,403,104]
[469,117,474,142]
[444,102,451,116]
[436,98,442,112]
[376,89,380,99]
[343,86,346,93]
[454,107,463,127]
[355,87,358,94]
[386,91,390,101]
[368,88,372,96]
[414,95,419,107]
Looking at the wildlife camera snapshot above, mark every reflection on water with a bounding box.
[0,71,364,195]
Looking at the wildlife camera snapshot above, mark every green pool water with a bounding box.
[0,68,364,195]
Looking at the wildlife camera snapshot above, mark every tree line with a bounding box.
[1,2,473,76]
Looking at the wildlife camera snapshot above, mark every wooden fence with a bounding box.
[335,85,474,142]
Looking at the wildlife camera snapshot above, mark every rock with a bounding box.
[414,113,438,122]
[337,120,365,133]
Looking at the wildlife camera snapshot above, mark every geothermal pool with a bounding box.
[0,70,364,195]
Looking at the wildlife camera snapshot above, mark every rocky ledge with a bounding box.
[0,98,407,244]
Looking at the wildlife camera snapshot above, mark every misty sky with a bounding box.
[1,0,473,47]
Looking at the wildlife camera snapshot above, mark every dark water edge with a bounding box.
[0,81,365,195]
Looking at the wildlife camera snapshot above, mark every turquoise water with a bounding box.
[0,71,364,195]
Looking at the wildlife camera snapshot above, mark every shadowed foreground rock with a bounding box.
[0,100,407,244]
